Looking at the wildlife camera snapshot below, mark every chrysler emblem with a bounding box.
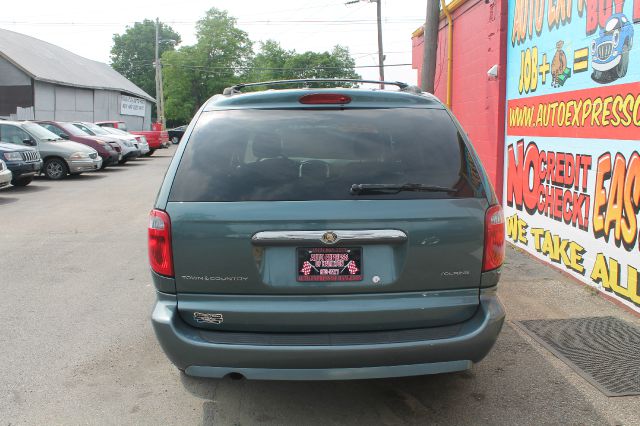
[321,231,338,244]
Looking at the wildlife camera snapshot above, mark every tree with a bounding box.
[249,40,294,81]
[160,12,361,124]
[162,8,253,124]
[248,41,360,88]
[285,45,360,81]
[110,19,181,99]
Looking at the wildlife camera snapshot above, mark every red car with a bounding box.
[95,121,169,156]
[36,121,120,168]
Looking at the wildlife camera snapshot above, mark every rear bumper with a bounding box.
[152,287,505,380]
[0,169,12,188]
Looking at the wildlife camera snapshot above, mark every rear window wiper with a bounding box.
[350,183,457,195]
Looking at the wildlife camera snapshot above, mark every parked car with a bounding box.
[36,121,119,168]
[149,79,506,380]
[72,122,142,163]
[591,13,634,82]
[96,121,169,156]
[168,125,186,144]
[0,121,101,179]
[98,126,150,156]
[0,159,12,189]
[0,141,42,186]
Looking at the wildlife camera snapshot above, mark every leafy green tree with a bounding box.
[248,41,360,88]
[110,19,181,99]
[249,40,294,81]
[163,8,253,124]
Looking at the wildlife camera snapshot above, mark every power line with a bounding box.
[124,62,413,71]
[0,18,423,26]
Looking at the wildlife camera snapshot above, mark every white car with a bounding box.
[136,135,151,155]
[72,122,141,163]
[101,126,150,155]
[118,131,150,155]
[0,159,12,189]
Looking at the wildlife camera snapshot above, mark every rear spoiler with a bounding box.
[222,79,421,95]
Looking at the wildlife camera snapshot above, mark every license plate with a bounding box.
[297,247,362,282]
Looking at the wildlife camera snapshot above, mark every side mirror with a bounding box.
[23,138,36,146]
[60,133,70,140]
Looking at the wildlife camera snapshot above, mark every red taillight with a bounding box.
[299,93,352,104]
[482,204,505,272]
[148,209,174,277]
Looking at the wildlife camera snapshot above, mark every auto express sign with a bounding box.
[120,95,146,117]
[504,0,640,313]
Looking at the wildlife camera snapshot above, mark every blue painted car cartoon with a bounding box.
[591,13,634,82]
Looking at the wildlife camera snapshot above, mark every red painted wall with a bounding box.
[412,0,508,201]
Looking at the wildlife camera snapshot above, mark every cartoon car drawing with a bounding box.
[591,13,634,82]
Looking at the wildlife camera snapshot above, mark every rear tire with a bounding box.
[118,158,128,165]
[616,45,629,79]
[592,70,604,82]
[146,149,156,157]
[43,158,68,180]
[11,176,33,186]
[171,136,180,144]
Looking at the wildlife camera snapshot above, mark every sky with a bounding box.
[2,0,428,85]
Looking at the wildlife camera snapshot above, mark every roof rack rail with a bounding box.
[222,79,411,95]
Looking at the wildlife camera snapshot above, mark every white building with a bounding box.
[0,28,154,130]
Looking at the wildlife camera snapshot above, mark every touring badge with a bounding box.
[193,312,224,324]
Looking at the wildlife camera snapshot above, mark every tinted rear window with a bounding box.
[168,108,485,202]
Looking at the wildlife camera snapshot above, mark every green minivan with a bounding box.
[150,80,505,380]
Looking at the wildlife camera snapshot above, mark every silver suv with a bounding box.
[0,121,102,179]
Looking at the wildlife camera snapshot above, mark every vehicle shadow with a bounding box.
[66,173,107,181]
[0,196,18,205]
[4,184,50,194]
[180,370,466,425]
[96,167,126,173]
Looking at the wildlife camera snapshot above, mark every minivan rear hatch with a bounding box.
[165,106,489,332]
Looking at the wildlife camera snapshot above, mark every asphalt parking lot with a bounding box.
[1,146,639,425]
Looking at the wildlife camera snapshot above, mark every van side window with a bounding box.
[0,124,31,145]
[40,124,62,136]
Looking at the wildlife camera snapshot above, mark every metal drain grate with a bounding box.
[516,316,640,397]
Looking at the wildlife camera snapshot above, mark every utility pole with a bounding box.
[345,0,384,88]
[421,0,440,93]
[375,0,384,88]
[154,18,165,129]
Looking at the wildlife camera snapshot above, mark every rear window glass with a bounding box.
[168,108,485,202]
